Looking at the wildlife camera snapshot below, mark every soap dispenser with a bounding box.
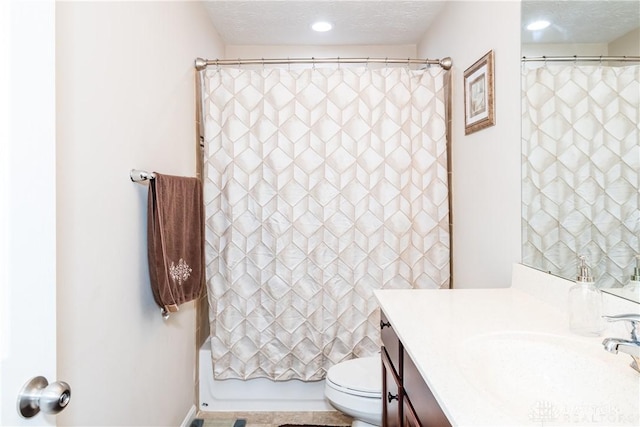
[568,255,604,336]
[623,255,640,297]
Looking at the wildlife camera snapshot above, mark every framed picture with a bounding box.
[464,50,495,135]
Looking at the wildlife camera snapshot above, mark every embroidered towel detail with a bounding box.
[147,173,204,315]
[169,258,192,286]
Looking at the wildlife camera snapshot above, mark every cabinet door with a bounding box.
[403,399,421,427]
[403,349,451,426]
[382,350,402,427]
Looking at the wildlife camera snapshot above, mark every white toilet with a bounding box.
[324,356,382,427]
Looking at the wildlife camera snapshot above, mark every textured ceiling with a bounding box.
[521,1,640,44]
[203,0,640,46]
[202,1,446,45]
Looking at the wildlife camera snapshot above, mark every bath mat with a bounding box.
[196,418,246,427]
[279,425,349,427]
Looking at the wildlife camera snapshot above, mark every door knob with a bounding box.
[17,376,71,418]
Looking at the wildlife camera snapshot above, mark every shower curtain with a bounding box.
[202,66,450,381]
[522,64,640,288]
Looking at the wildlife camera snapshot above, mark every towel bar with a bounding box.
[130,169,156,183]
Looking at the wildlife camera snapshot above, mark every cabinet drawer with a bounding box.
[380,310,402,378]
[382,349,402,427]
[403,348,451,426]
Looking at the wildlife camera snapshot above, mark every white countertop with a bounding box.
[374,266,640,426]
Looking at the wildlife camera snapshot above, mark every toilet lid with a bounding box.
[326,356,381,398]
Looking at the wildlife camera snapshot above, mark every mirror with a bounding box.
[520,1,640,303]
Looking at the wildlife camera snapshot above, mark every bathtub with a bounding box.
[199,337,333,412]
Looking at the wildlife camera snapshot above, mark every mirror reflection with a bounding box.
[521,1,640,303]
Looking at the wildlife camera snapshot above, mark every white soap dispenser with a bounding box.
[568,255,604,336]
[623,255,640,298]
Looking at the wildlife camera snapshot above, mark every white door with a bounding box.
[1,0,59,425]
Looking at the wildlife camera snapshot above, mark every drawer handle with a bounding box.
[387,392,399,403]
[380,320,391,329]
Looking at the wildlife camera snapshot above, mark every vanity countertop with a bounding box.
[374,268,640,426]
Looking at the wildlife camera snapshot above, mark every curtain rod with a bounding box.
[522,55,640,63]
[194,56,453,71]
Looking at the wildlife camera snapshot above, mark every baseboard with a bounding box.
[180,404,197,427]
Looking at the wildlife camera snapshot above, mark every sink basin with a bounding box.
[457,331,640,425]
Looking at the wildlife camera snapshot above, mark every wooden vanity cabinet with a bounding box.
[380,311,451,427]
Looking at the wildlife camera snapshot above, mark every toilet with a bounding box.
[324,356,382,427]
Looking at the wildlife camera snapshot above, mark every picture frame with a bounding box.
[464,50,495,135]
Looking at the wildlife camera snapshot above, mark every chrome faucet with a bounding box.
[602,314,640,373]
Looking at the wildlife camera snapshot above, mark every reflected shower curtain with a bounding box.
[202,66,450,380]
[522,65,639,287]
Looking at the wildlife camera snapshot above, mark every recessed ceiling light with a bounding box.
[527,20,550,31]
[312,21,333,32]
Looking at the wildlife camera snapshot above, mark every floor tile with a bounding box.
[197,410,351,427]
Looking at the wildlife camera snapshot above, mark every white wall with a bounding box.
[522,43,608,57]
[417,1,522,288]
[225,44,417,63]
[609,27,640,56]
[56,2,223,425]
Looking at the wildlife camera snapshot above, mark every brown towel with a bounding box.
[147,173,204,316]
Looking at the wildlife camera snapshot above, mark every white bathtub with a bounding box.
[199,337,333,412]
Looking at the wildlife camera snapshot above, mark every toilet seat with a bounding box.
[326,356,381,399]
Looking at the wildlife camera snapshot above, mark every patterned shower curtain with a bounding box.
[522,64,640,288]
[202,66,450,381]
